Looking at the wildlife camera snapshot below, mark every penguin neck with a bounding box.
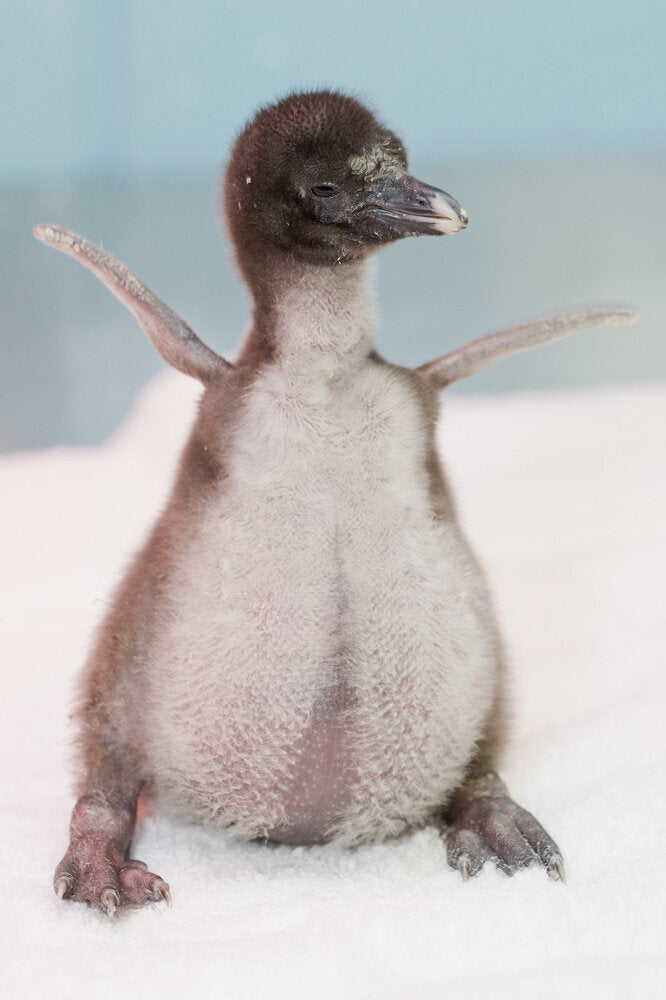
[241,254,377,377]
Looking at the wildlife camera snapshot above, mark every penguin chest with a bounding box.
[148,364,496,843]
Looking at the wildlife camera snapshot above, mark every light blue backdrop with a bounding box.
[3,1,666,449]
[5,0,666,178]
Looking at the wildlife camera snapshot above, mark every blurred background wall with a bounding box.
[3,0,665,451]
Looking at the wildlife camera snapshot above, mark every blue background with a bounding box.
[3,0,665,449]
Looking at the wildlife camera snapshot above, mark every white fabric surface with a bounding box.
[1,373,664,999]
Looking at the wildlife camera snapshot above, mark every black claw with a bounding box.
[148,876,172,906]
[445,824,487,881]
[54,874,73,900]
[457,854,472,881]
[548,854,566,883]
[99,887,120,916]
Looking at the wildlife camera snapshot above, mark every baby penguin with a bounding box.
[35,90,634,914]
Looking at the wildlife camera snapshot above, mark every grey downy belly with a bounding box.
[144,527,496,846]
[264,588,359,845]
[144,431,497,843]
[265,667,358,845]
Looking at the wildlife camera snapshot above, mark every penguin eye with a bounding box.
[311,184,340,198]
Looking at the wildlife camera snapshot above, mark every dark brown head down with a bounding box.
[225,91,403,270]
[223,90,467,288]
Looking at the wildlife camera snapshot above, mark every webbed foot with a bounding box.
[442,772,564,882]
[55,848,171,915]
[54,794,171,915]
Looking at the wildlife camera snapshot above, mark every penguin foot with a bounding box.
[54,848,171,915]
[54,794,171,915]
[442,772,565,882]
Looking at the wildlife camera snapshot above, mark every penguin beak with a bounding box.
[367,174,468,236]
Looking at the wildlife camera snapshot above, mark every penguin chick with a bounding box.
[35,90,635,914]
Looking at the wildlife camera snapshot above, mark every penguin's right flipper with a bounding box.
[34,224,232,385]
[417,308,637,390]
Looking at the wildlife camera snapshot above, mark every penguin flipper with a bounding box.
[33,224,232,384]
[416,307,637,390]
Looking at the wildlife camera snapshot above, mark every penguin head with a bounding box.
[224,90,468,272]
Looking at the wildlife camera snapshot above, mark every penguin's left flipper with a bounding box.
[441,771,565,882]
[417,308,637,390]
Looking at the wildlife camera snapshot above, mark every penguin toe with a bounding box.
[444,826,487,879]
